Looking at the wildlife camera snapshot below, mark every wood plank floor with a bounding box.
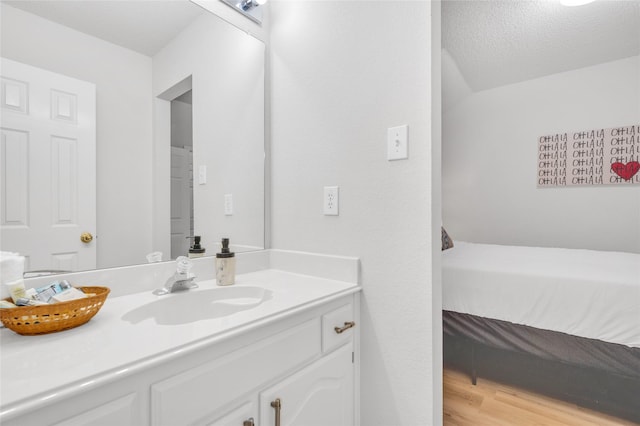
[443,368,639,426]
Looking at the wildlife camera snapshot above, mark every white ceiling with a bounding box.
[5,0,637,90]
[2,0,205,57]
[442,0,640,92]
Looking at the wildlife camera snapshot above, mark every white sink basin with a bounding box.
[122,286,272,325]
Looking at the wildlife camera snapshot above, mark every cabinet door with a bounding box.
[260,344,354,426]
[206,399,256,426]
[2,392,142,426]
[51,393,139,426]
[151,319,320,425]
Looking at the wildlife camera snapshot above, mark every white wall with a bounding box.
[443,55,640,253]
[152,12,265,257]
[270,1,439,424]
[0,4,154,268]
[430,1,444,420]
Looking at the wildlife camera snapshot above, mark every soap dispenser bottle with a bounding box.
[187,236,206,259]
[216,238,235,286]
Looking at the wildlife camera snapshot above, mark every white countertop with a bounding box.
[0,269,360,418]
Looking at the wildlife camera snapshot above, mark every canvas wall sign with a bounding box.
[537,124,640,187]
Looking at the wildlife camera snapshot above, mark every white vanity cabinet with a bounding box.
[259,302,356,426]
[1,294,359,426]
[151,298,358,426]
[150,317,322,425]
[260,343,354,426]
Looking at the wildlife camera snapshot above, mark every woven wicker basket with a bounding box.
[0,286,110,335]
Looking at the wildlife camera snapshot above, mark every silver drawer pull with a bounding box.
[334,321,355,334]
[243,418,255,426]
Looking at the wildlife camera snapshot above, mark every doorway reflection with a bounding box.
[170,90,194,259]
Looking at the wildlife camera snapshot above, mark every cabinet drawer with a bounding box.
[322,302,355,353]
[151,318,321,426]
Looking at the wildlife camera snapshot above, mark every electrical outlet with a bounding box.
[224,194,233,215]
[323,186,339,216]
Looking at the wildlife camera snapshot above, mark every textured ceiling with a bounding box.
[5,0,638,89]
[2,0,205,57]
[442,0,640,92]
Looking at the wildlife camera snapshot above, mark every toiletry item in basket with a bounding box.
[15,297,48,306]
[5,280,27,303]
[215,238,236,286]
[1,252,26,302]
[51,287,88,303]
[33,280,73,303]
[0,300,17,308]
[187,236,206,259]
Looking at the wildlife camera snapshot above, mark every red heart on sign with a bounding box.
[611,161,640,181]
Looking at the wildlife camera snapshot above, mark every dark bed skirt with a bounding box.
[443,310,640,423]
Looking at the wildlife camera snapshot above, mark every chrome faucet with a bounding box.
[153,256,198,295]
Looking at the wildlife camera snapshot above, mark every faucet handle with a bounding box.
[175,256,193,274]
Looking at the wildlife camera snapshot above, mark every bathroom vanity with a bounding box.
[0,264,361,426]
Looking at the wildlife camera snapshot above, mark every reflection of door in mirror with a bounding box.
[1,58,96,272]
[1,1,265,274]
[170,90,194,259]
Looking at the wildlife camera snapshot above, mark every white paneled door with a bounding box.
[1,58,96,272]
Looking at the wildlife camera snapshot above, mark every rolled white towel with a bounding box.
[0,251,24,284]
[1,251,26,302]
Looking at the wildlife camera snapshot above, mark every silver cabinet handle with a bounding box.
[243,418,255,426]
[334,321,356,334]
[271,398,281,426]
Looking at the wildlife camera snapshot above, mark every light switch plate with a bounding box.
[387,125,408,160]
[224,194,233,215]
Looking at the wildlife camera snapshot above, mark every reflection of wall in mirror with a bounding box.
[153,13,265,258]
[0,3,153,269]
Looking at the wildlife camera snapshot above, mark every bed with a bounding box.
[442,241,640,421]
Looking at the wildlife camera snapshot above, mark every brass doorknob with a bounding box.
[80,232,93,243]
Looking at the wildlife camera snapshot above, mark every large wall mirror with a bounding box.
[0,0,265,274]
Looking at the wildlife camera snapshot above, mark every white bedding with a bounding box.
[442,242,640,348]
